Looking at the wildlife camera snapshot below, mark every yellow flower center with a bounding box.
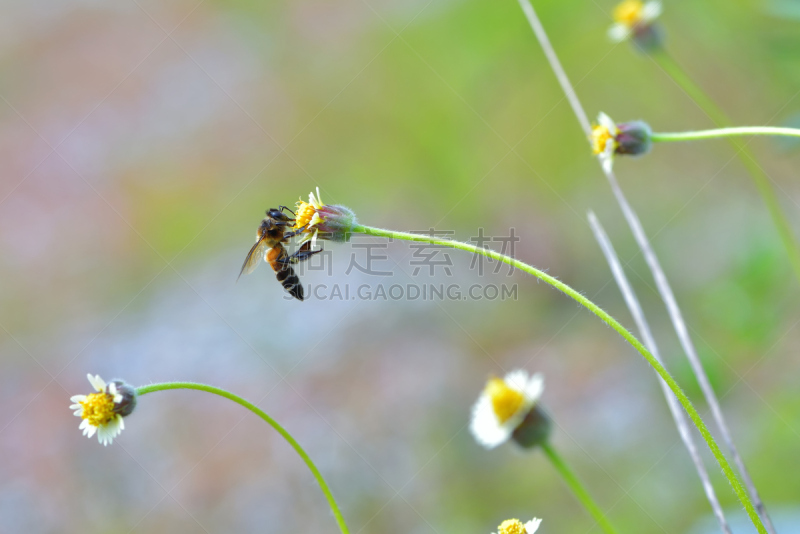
[485,378,525,424]
[590,125,614,155]
[613,0,644,27]
[294,200,318,230]
[80,392,117,427]
[498,519,527,534]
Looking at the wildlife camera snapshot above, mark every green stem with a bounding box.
[652,50,800,287]
[354,224,766,534]
[541,442,620,534]
[652,126,800,142]
[136,382,350,534]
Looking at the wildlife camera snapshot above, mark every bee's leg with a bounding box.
[283,225,308,239]
[292,241,324,264]
[278,240,323,265]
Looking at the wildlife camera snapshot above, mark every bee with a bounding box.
[238,206,322,301]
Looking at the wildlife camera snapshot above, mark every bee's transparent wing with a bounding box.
[238,237,269,280]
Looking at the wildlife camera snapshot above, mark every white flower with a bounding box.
[608,0,662,43]
[295,187,324,249]
[293,187,357,245]
[492,518,542,534]
[590,112,619,173]
[70,374,126,446]
[470,370,544,449]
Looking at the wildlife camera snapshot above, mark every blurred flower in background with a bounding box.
[607,0,662,49]
[470,370,544,448]
[492,517,542,534]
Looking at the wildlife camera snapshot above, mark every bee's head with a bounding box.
[266,207,292,223]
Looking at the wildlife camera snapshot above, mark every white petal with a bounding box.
[525,518,543,533]
[469,393,513,448]
[314,186,323,207]
[607,23,630,42]
[79,419,89,430]
[87,374,106,392]
[97,417,123,446]
[642,1,662,22]
[70,395,86,403]
[524,373,545,403]
[310,230,318,250]
[503,369,529,392]
[310,212,322,227]
[597,112,618,135]
[85,425,97,438]
[600,152,614,174]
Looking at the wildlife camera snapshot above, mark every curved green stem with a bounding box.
[541,442,620,534]
[652,49,800,288]
[652,126,800,142]
[354,224,766,534]
[136,382,350,534]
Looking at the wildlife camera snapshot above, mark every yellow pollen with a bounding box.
[485,378,525,424]
[294,200,318,230]
[79,392,117,427]
[498,519,527,534]
[590,125,613,155]
[613,0,644,27]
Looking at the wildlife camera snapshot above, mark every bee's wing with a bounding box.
[238,237,269,280]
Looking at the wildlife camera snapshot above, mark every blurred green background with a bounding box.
[1,0,799,532]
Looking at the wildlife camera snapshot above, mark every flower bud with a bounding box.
[511,404,551,449]
[313,204,358,242]
[110,379,138,417]
[615,120,652,156]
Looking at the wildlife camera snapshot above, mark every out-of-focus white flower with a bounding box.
[590,112,654,172]
[470,370,544,449]
[492,518,542,534]
[608,0,662,43]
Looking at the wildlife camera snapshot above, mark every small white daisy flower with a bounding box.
[295,187,325,249]
[294,187,357,246]
[590,112,619,174]
[70,374,136,446]
[590,113,654,172]
[608,0,662,43]
[492,518,543,534]
[470,370,544,449]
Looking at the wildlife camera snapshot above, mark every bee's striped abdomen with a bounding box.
[267,244,304,301]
